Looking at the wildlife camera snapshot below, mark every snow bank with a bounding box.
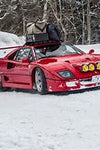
[0,31,25,47]
[0,31,25,57]
[76,44,100,54]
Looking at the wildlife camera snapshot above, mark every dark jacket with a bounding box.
[46,23,61,41]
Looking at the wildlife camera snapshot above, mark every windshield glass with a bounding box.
[35,45,84,60]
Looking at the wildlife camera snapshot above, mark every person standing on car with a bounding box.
[46,20,61,41]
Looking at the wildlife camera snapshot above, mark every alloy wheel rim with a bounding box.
[35,70,42,92]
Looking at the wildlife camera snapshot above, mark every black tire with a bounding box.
[35,68,47,94]
[0,82,2,91]
[0,81,11,92]
[0,81,4,91]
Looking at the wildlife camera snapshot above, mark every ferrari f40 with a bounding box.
[0,42,100,94]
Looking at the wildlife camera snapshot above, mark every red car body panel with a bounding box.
[0,42,100,93]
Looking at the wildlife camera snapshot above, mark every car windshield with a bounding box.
[35,44,84,60]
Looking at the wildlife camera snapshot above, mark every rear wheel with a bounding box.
[0,82,2,91]
[0,76,3,91]
[35,68,47,94]
[0,81,5,91]
[0,78,11,91]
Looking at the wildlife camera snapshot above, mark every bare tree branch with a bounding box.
[0,12,9,20]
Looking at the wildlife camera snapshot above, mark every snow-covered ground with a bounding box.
[1,90,100,150]
[0,32,100,150]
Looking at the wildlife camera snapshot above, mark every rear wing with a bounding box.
[0,46,23,50]
[0,41,61,58]
[0,46,23,58]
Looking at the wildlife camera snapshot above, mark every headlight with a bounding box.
[82,64,88,72]
[58,71,74,78]
[89,64,95,71]
[96,63,100,70]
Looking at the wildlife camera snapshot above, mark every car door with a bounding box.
[3,47,34,89]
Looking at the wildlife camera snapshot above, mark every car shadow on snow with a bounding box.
[0,88,38,94]
[0,87,100,96]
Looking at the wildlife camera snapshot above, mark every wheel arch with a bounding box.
[31,66,47,88]
[32,67,48,94]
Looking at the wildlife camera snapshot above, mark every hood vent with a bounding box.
[65,60,70,63]
[85,57,91,61]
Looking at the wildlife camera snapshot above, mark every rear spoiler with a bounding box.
[0,41,61,51]
[0,46,24,50]
[0,46,25,58]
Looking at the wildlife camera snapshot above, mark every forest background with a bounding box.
[0,0,100,44]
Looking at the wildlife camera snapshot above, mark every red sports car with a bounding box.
[0,42,100,94]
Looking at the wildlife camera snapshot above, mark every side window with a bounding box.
[14,48,34,61]
[35,48,46,59]
[28,50,34,61]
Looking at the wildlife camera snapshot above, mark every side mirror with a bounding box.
[22,57,30,63]
[89,49,95,54]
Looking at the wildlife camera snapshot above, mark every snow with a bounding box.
[0,31,25,58]
[1,91,100,150]
[0,31,25,47]
[76,44,100,54]
[0,31,100,150]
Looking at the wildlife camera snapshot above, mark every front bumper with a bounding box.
[47,75,100,92]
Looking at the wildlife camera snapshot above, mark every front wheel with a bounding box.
[35,68,47,94]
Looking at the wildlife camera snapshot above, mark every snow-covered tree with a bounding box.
[0,0,100,44]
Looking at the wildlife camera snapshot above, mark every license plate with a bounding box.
[92,75,100,83]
